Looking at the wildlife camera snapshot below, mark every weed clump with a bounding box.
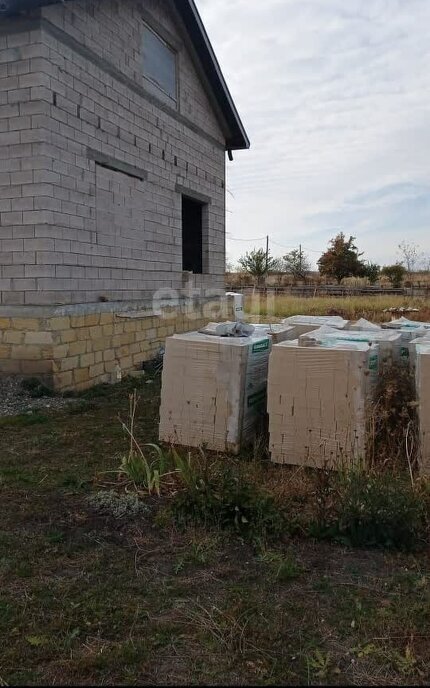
[87,490,149,519]
[171,468,285,544]
[258,549,302,582]
[368,365,419,472]
[21,377,53,398]
[336,470,426,550]
[0,412,49,428]
[311,467,427,551]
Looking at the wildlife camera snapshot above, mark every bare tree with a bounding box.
[398,241,424,276]
[225,257,236,273]
[398,241,426,296]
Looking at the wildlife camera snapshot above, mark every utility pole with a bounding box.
[265,235,269,274]
[299,244,303,277]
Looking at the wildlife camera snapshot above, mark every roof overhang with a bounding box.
[0,0,250,151]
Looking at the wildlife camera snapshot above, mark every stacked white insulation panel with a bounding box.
[159,332,271,454]
[268,340,378,469]
[297,326,406,366]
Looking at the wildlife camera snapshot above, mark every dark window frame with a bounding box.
[181,194,209,276]
[142,22,178,103]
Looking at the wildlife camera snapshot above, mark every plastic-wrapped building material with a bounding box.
[394,327,430,367]
[416,345,430,475]
[268,340,379,468]
[281,315,349,335]
[383,316,430,331]
[199,321,255,337]
[225,292,245,320]
[250,323,299,344]
[409,334,430,369]
[159,332,271,454]
[199,321,298,344]
[349,318,382,331]
[298,327,406,365]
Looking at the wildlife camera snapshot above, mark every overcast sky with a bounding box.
[198,0,430,269]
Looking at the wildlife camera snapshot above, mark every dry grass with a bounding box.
[244,294,430,322]
[1,376,430,685]
[367,365,419,475]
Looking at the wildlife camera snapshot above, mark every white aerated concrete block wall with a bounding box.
[0,0,227,306]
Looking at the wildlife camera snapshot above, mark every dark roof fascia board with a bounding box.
[174,0,250,151]
[0,0,250,151]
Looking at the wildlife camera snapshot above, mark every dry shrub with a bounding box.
[367,364,419,474]
[341,276,371,287]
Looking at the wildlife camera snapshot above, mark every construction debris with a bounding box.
[383,307,420,314]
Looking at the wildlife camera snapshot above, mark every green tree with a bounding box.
[283,248,312,283]
[317,232,365,284]
[238,248,279,284]
[362,262,380,285]
[381,264,406,289]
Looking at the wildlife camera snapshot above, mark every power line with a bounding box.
[270,239,324,254]
[227,235,268,242]
[228,235,326,255]
[270,239,300,250]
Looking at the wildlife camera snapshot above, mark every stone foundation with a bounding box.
[0,296,233,392]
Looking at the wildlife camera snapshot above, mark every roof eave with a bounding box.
[175,0,250,151]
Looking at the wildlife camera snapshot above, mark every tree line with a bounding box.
[231,232,427,288]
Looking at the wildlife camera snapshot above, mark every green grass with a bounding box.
[1,375,430,685]
[0,411,50,428]
[244,294,429,321]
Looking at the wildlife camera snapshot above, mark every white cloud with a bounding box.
[197,0,430,267]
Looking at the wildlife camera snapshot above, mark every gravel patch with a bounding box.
[0,376,75,418]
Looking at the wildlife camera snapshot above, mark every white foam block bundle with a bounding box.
[409,334,430,369]
[298,327,406,365]
[250,323,299,344]
[349,318,382,331]
[268,340,379,469]
[159,332,271,454]
[281,315,350,335]
[383,316,430,331]
[225,292,245,320]
[199,321,255,337]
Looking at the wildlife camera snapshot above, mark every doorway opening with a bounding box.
[182,196,206,274]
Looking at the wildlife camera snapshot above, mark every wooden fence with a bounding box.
[225,285,430,298]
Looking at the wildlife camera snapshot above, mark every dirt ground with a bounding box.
[1,376,430,686]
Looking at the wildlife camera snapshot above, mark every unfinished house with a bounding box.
[0,0,249,389]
